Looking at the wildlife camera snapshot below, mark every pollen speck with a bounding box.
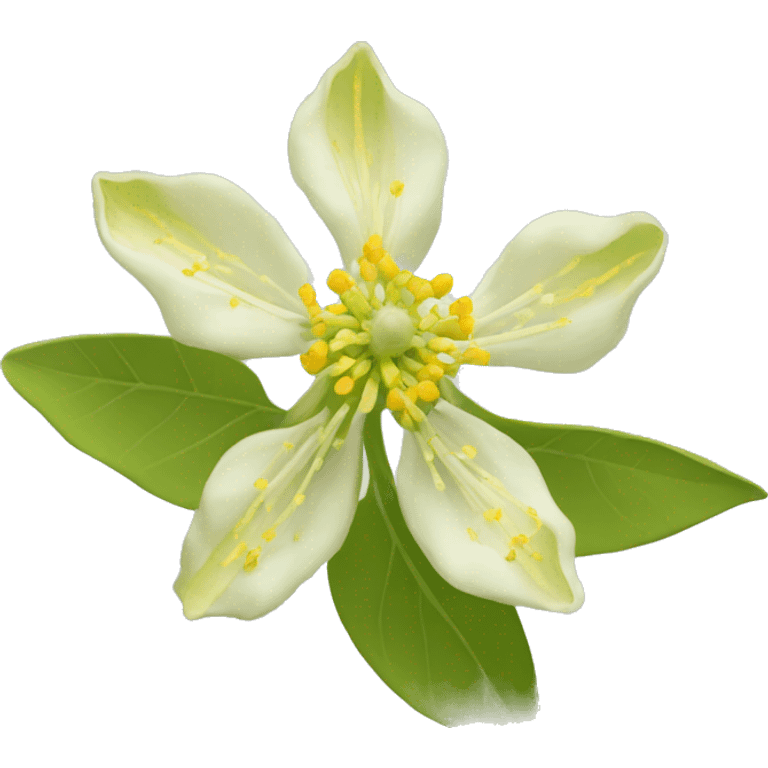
[390,180,404,197]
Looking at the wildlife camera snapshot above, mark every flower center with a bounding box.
[297,234,491,429]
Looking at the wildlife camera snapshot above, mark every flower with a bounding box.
[92,42,667,621]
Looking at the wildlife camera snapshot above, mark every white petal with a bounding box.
[93,171,311,359]
[397,401,584,613]
[289,42,447,272]
[470,211,667,372]
[174,409,364,620]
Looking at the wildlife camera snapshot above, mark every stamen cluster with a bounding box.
[298,234,491,428]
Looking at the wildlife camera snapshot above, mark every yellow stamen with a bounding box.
[462,347,491,365]
[462,444,478,459]
[467,527,479,541]
[387,388,406,411]
[327,269,355,295]
[334,376,355,396]
[220,541,247,567]
[378,253,399,280]
[483,508,502,521]
[298,284,316,307]
[229,297,240,308]
[450,296,473,317]
[253,478,269,490]
[417,363,444,382]
[262,528,277,542]
[326,303,347,315]
[431,273,453,298]
[359,257,377,282]
[458,316,474,335]
[312,322,327,337]
[243,547,262,572]
[390,180,405,197]
[505,549,517,562]
[416,380,440,402]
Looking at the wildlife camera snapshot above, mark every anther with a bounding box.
[390,180,404,197]
[334,376,355,396]
[449,297,473,317]
[416,380,440,402]
[298,284,317,306]
[358,257,377,282]
[253,478,269,490]
[387,388,406,411]
[327,270,355,295]
[431,273,453,298]
[378,253,399,281]
[461,347,491,365]
[262,528,277,542]
[243,547,262,572]
[483,508,502,521]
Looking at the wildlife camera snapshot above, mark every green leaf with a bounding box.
[441,381,766,556]
[3,335,284,509]
[327,411,537,727]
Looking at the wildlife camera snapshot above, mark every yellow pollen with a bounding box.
[311,322,327,337]
[253,478,269,490]
[377,253,399,280]
[293,533,301,542]
[358,257,377,282]
[243,547,262,572]
[416,380,440,402]
[220,541,247,567]
[462,347,491,365]
[483,508,502,521]
[461,444,478,459]
[467,527,479,541]
[326,303,347,315]
[300,353,326,375]
[450,296,473,317]
[308,340,329,359]
[294,493,306,506]
[229,297,240,308]
[181,268,196,277]
[327,269,355,295]
[334,376,355,396]
[363,234,383,255]
[298,283,316,306]
[532,552,544,561]
[458,316,475,335]
[510,534,529,546]
[390,180,405,197]
[431,273,453,298]
[427,337,457,354]
[386,388,406,411]
[283,442,294,450]
[505,549,517,562]
[262,528,277,542]
[405,385,420,403]
[407,276,434,302]
[417,363,444,382]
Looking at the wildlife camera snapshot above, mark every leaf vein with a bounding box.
[108,339,140,382]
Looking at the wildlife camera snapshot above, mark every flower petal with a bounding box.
[289,42,447,272]
[470,211,667,372]
[93,171,311,359]
[174,408,364,620]
[397,401,584,613]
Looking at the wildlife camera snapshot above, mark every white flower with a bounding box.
[92,42,666,620]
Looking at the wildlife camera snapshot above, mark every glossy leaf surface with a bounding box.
[3,335,284,509]
[328,411,537,727]
[442,382,766,556]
